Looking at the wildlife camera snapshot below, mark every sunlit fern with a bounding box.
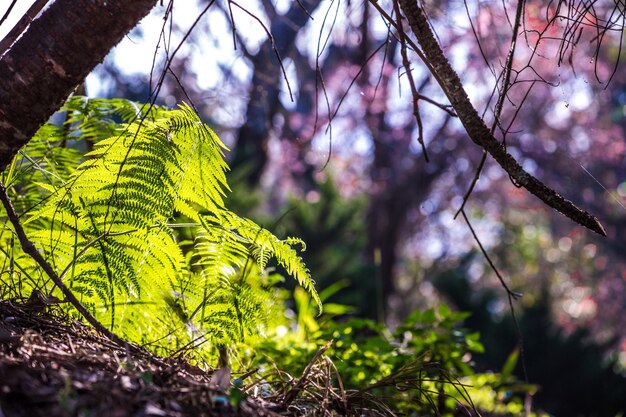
[0,96,320,362]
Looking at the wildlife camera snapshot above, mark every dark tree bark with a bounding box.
[0,0,158,170]
[230,0,320,186]
[365,92,446,316]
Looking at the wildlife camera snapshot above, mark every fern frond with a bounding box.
[2,96,320,363]
[60,96,157,144]
[198,211,322,314]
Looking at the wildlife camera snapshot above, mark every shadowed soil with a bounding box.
[0,300,282,417]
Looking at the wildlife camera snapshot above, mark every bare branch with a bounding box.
[460,208,528,384]
[397,0,607,236]
[0,0,19,28]
[0,0,50,57]
[393,0,429,161]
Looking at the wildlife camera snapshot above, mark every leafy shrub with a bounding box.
[253,288,542,416]
[0,97,319,366]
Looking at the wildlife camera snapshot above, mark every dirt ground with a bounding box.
[0,299,289,417]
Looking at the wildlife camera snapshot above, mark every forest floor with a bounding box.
[0,299,336,417]
[0,298,492,417]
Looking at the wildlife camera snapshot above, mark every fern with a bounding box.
[0,96,320,364]
[204,211,321,310]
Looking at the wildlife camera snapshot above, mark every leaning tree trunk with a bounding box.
[0,0,158,170]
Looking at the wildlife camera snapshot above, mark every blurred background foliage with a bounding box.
[3,0,626,414]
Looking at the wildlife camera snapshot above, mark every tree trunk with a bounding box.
[0,0,158,170]
[231,0,320,186]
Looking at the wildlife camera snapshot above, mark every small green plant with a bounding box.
[0,97,320,366]
[254,289,541,416]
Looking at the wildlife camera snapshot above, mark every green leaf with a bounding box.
[498,347,519,386]
[438,303,451,319]
[466,332,485,353]
[422,308,436,325]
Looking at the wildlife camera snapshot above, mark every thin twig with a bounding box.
[0,0,49,57]
[455,0,526,217]
[314,0,340,169]
[229,0,294,102]
[460,209,521,299]
[393,0,429,161]
[461,209,528,383]
[0,0,18,28]
[493,0,526,130]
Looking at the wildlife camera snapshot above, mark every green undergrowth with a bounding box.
[0,97,543,416]
[253,286,542,416]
